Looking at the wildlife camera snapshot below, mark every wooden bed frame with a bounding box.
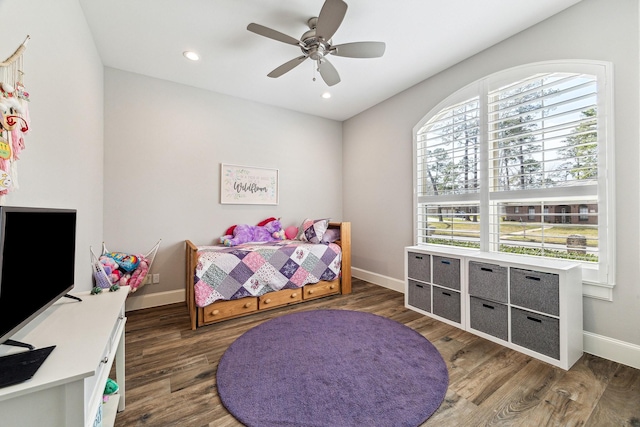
[185,222,351,330]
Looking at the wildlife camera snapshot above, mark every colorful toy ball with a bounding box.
[285,226,298,240]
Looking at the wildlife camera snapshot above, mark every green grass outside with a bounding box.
[426,217,598,247]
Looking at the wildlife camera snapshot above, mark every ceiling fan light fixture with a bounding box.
[322,92,331,99]
[183,51,200,61]
[247,0,384,87]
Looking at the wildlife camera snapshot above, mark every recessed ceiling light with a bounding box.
[321,92,331,99]
[183,51,200,61]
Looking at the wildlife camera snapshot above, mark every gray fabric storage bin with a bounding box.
[469,296,508,341]
[432,286,461,323]
[510,268,559,316]
[407,252,430,283]
[432,256,461,290]
[511,307,560,359]
[407,279,431,313]
[468,261,508,303]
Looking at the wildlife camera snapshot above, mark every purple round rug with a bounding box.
[216,309,449,427]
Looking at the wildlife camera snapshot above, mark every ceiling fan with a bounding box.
[247,0,386,86]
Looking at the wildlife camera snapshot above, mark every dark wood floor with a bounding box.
[113,279,640,427]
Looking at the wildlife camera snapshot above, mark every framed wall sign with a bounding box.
[220,164,279,205]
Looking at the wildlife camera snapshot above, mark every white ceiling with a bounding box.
[79,0,582,121]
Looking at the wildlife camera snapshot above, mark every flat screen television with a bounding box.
[0,206,77,348]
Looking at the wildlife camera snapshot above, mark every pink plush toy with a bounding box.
[128,258,149,292]
[221,219,284,247]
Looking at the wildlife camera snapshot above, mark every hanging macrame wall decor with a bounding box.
[0,35,30,200]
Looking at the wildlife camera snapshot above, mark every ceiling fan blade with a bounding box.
[331,41,386,58]
[267,56,308,78]
[247,23,300,46]
[315,0,348,41]
[318,58,340,86]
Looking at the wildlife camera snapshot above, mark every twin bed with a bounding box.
[185,222,351,329]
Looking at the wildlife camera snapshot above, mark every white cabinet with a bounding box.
[405,246,583,370]
[0,287,128,427]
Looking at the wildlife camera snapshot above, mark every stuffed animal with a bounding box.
[223,217,277,238]
[128,258,149,292]
[221,219,283,247]
[99,256,122,286]
[272,228,286,240]
[119,272,132,287]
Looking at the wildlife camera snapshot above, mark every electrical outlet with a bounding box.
[152,273,160,284]
[143,275,152,285]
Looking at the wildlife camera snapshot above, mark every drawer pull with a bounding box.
[482,303,495,309]
[264,298,271,304]
[481,267,493,272]
[441,260,451,265]
[442,292,451,297]
[308,290,314,294]
[525,275,541,281]
[527,316,542,323]
[330,284,336,289]
[212,309,220,316]
[290,293,297,298]
[244,302,252,308]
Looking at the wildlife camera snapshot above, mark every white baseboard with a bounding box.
[352,267,404,293]
[583,331,640,370]
[125,289,185,312]
[354,267,640,370]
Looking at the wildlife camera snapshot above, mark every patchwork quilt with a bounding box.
[194,241,342,307]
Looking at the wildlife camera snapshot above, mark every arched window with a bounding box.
[413,61,614,288]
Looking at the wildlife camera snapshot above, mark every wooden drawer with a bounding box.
[259,288,302,309]
[303,280,340,300]
[202,297,258,323]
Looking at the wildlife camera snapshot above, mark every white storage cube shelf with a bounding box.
[405,246,583,370]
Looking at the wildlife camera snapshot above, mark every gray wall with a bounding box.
[0,0,104,291]
[343,0,640,346]
[103,68,343,304]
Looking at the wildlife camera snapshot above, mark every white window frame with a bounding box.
[413,60,615,300]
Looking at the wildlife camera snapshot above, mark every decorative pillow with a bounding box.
[320,228,340,244]
[298,218,329,244]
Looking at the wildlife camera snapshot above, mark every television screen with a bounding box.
[0,206,77,347]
